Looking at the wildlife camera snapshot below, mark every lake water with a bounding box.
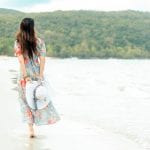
[1,57,150,149]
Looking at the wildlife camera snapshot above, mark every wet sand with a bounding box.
[0,56,145,150]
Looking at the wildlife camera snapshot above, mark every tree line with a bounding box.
[0,8,150,58]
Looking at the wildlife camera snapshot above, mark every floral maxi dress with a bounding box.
[14,38,61,126]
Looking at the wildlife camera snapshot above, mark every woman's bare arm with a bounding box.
[17,54,31,82]
[39,56,45,79]
[17,54,27,77]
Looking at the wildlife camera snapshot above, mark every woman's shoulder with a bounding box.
[14,40,19,45]
[36,37,46,56]
[14,40,22,57]
[14,40,21,50]
[36,37,45,44]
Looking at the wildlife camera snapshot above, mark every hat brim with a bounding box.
[25,81,50,110]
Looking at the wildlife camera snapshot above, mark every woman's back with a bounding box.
[14,37,46,79]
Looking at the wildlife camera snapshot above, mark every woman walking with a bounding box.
[14,18,60,138]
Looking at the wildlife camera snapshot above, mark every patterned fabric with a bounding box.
[14,38,61,126]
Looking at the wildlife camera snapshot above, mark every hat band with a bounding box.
[33,84,41,110]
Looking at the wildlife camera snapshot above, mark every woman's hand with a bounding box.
[37,75,44,81]
[24,76,32,82]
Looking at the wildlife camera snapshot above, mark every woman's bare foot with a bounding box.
[28,123,36,138]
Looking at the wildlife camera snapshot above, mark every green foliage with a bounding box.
[0,9,150,58]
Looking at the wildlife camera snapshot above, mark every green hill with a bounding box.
[0,8,150,58]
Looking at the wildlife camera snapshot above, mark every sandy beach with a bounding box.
[0,56,145,150]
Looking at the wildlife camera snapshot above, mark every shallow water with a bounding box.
[0,56,149,149]
[45,58,150,149]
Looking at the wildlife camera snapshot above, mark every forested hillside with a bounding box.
[0,8,150,58]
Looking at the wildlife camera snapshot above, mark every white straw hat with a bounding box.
[25,80,50,110]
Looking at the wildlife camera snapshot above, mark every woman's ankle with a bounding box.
[28,123,36,138]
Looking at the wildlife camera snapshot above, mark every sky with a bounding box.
[0,0,150,12]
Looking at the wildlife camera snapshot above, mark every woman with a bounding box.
[14,18,60,138]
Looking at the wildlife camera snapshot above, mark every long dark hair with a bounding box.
[16,18,37,60]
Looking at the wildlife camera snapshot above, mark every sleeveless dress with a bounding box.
[14,38,61,126]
